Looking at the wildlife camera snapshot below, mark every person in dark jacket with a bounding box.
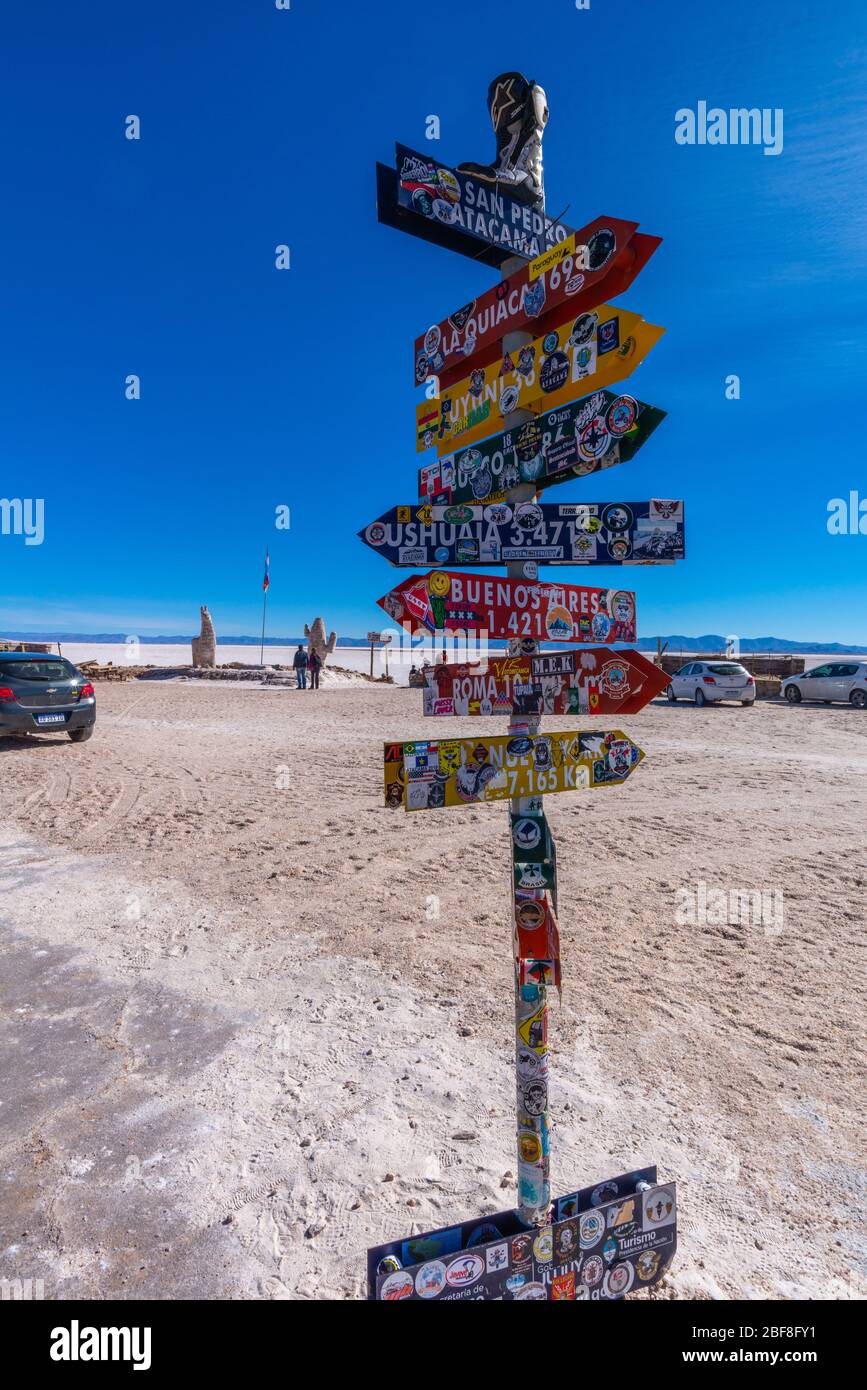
[308,648,322,690]
[293,643,308,689]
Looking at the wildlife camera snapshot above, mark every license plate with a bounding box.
[724,689,742,697]
[35,713,66,725]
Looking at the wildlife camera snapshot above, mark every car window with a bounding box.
[0,660,76,682]
[834,665,859,676]
[807,664,833,678]
[706,663,747,675]
[674,664,692,676]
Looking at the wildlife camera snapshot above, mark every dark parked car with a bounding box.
[0,652,96,742]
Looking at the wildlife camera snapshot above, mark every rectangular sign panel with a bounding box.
[369,1169,676,1300]
[393,143,575,264]
[417,390,666,506]
[383,730,644,812]
[416,304,664,455]
[360,499,685,567]
[420,647,670,718]
[377,572,637,644]
[414,220,661,388]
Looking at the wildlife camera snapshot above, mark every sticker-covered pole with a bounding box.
[501,254,551,1227]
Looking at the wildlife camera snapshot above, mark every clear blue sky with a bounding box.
[1,0,865,641]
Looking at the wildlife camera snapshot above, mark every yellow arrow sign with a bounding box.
[415,303,664,456]
[383,730,644,812]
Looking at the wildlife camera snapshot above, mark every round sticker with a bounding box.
[376,1254,402,1277]
[545,605,573,640]
[364,523,386,546]
[513,817,542,850]
[569,312,597,346]
[428,571,450,597]
[516,900,545,929]
[445,1253,484,1288]
[518,1130,543,1164]
[582,1255,604,1286]
[381,1270,415,1300]
[539,350,569,394]
[636,1250,661,1282]
[542,331,559,354]
[604,1261,635,1298]
[522,560,538,580]
[533,1230,553,1263]
[606,395,638,436]
[484,503,512,525]
[434,546,449,563]
[415,1260,446,1298]
[587,228,616,270]
[602,503,633,532]
[436,169,460,203]
[591,611,611,641]
[512,1233,533,1265]
[459,446,482,477]
[565,273,585,295]
[515,1282,546,1300]
[578,415,611,461]
[521,1081,547,1117]
[500,384,520,414]
[423,325,441,356]
[579,1210,605,1248]
[514,502,543,530]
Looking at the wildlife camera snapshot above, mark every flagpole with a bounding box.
[260,548,270,667]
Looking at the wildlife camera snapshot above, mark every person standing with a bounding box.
[293,643,308,690]
[308,648,322,690]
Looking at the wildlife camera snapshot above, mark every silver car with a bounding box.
[666,660,756,707]
[782,661,867,709]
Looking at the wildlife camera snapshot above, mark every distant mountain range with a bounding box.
[3,630,866,654]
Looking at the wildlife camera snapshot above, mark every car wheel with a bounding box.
[851,689,867,710]
[785,685,801,703]
[740,700,752,706]
[694,688,706,707]
[68,726,94,743]
[666,685,677,702]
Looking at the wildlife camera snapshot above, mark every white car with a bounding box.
[781,661,867,709]
[666,660,756,707]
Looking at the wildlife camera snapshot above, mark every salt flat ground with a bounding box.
[0,681,864,1300]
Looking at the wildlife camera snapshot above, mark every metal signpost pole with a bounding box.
[500,255,551,1228]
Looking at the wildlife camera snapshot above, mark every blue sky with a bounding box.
[1,0,865,642]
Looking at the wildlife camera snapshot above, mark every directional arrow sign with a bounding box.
[414,218,661,388]
[415,304,664,455]
[418,390,666,507]
[360,499,685,567]
[377,572,637,644]
[421,647,670,718]
[378,143,576,268]
[383,730,644,811]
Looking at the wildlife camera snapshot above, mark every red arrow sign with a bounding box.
[421,647,669,718]
[413,217,661,389]
[377,571,637,645]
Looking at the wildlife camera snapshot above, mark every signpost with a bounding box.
[366,630,391,678]
[414,304,664,454]
[417,389,666,506]
[377,143,576,267]
[360,499,685,567]
[412,217,661,388]
[419,647,671,717]
[365,72,678,1302]
[383,729,644,811]
[377,572,638,644]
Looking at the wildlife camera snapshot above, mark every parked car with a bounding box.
[781,661,867,709]
[0,652,96,741]
[666,660,756,707]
